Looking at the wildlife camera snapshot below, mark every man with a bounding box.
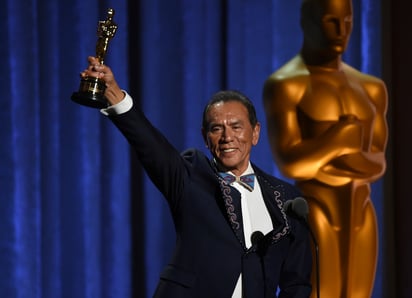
[262,0,388,297]
[79,56,312,297]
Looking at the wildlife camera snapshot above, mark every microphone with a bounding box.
[283,196,309,220]
[284,197,320,298]
[251,230,264,247]
[250,230,266,296]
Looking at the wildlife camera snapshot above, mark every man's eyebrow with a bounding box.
[229,119,244,125]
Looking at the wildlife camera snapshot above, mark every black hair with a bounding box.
[201,90,258,130]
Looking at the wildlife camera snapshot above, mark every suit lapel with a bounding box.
[209,158,247,249]
[255,170,291,244]
[217,177,247,250]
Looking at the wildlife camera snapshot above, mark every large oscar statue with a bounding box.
[71,8,118,108]
[262,0,388,297]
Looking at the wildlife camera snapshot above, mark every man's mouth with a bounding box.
[221,148,236,153]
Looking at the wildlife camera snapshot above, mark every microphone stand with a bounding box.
[285,198,320,298]
[306,222,320,298]
[251,231,266,297]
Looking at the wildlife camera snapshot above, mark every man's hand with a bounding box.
[80,56,125,105]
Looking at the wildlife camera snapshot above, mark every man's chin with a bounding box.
[215,158,236,172]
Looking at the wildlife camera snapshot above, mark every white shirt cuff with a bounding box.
[100,91,133,116]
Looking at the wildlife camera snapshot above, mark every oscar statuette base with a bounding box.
[71,76,108,109]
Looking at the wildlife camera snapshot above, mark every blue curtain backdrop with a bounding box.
[0,0,385,297]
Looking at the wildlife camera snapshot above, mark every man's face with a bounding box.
[303,0,353,55]
[202,101,260,176]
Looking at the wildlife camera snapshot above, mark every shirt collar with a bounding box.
[213,159,254,176]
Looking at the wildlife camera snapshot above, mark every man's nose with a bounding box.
[221,127,234,141]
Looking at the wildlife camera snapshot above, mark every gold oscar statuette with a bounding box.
[71,8,118,108]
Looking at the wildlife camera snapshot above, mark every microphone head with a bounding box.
[251,231,264,246]
[284,196,309,219]
[293,197,309,219]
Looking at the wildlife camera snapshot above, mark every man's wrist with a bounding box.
[100,91,133,116]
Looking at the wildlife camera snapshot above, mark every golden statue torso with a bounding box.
[298,67,375,145]
[263,55,387,187]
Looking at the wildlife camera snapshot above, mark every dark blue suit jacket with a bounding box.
[109,102,312,298]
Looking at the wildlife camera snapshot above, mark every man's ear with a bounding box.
[252,122,261,146]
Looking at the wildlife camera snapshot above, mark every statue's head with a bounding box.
[300,0,353,55]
